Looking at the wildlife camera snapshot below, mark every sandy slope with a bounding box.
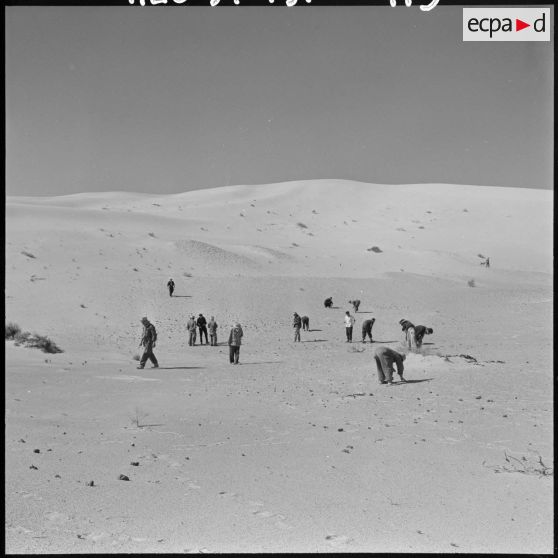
[5,180,553,553]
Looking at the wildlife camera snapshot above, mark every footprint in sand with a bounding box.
[325,534,353,547]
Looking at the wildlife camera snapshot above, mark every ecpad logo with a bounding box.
[463,8,551,42]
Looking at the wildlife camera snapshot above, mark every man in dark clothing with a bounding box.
[293,312,302,342]
[301,316,310,331]
[349,299,361,313]
[167,278,175,297]
[324,297,333,308]
[361,318,376,343]
[373,346,406,385]
[414,325,433,348]
[197,314,208,345]
[138,317,159,369]
[228,323,243,364]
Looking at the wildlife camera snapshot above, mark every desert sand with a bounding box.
[5,180,553,553]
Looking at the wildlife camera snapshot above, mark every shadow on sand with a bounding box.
[308,329,322,332]
[374,340,399,344]
[396,378,432,384]
[158,366,205,370]
[238,361,284,366]
[302,339,327,343]
[171,295,192,298]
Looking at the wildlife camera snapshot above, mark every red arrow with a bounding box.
[516,18,530,31]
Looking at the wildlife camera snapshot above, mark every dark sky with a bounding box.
[5,5,554,195]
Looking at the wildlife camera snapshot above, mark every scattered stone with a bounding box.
[337,428,344,432]
[87,481,95,487]
[55,474,61,479]
[475,396,482,400]
[130,462,139,466]
[33,449,40,453]
[118,474,130,481]
[30,465,38,470]
[19,439,26,443]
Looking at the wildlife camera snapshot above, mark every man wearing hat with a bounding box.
[138,317,158,369]
[373,346,406,385]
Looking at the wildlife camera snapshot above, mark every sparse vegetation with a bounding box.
[483,451,553,477]
[468,279,476,288]
[148,232,156,238]
[21,251,36,259]
[6,323,63,353]
[297,222,308,229]
[5,322,21,339]
[183,272,193,277]
[367,246,383,253]
[477,253,486,259]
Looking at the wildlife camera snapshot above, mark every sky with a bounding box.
[5,4,554,196]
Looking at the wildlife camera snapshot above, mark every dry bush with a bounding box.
[5,322,21,339]
[21,251,36,259]
[297,222,308,229]
[468,279,476,288]
[10,328,63,353]
[148,232,156,238]
[484,452,553,477]
[367,246,383,253]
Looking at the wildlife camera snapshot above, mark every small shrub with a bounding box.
[148,232,156,238]
[367,246,383,253]
[27,334,64,354]
[477,253,485,259]
[5,322,21,339]
[468,279,476,288]
[296,222,308,229]
[183,272,193,277]
[21,251,36,259]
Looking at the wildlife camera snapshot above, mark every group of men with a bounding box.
[186,314,218,346]
[138,283,434,383]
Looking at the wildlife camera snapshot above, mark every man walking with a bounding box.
[197,313,208,345]
[293,312,302,342]
[361,318,376,343]
[167,278,175,297]
[228,322,243,365]
[373,346,406,385]
[187,315,197,346]
[344,311,355,342]
[208,316,218,346]
[137,317,159,369]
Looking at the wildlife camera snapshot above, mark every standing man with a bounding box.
[208,316,218,346]
[167,278,175,297]
[361,318,376,343]
[344,311,355,342]
[187,315,197,346]
[137,317,159,369]
[293,312,302,342]
[228,322,244,365]
[197,313,208,345]
[373,346,406,385]
[301,316,310,331]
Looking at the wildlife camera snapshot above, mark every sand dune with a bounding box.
[5,180,553,553]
